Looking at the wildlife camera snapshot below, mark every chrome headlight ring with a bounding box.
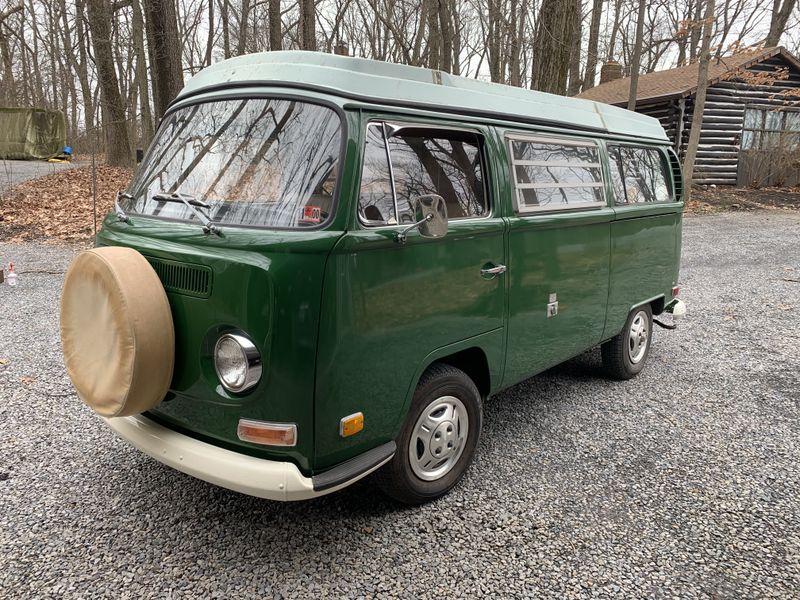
[213,333,262,393]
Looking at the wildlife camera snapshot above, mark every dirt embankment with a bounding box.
[688,187,800,214]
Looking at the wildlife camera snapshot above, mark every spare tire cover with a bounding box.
[60,247,174,417]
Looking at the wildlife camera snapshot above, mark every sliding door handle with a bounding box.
[481,263,507,278]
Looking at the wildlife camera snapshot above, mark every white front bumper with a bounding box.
[104,414,377,501]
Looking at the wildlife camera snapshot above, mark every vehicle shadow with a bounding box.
[105,348,608,560]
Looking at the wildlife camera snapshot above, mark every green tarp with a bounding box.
[0,107,66,160]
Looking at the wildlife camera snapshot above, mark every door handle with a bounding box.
[481,264,507,277]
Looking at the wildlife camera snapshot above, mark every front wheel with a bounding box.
[376,364,482,504]
[602,305,653,380]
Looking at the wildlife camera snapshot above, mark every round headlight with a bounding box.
[214,333,262,393]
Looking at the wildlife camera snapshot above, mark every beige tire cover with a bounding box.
[60,247,175,417]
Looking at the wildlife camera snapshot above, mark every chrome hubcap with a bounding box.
[628,311,649,364]
[409,395,469,482]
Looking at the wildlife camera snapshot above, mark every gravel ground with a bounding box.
[1,211,799,599]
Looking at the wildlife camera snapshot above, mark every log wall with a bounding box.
[633,54,800,186]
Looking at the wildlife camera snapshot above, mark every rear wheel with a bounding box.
[376,364,482,504]
[602,305,653,380]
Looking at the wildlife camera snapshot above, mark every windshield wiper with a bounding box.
[115,191,132,224]
[152,192,222,236]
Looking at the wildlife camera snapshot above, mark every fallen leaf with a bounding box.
[0,358,8,365]
[20,376,35,385]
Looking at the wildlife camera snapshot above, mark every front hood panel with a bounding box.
[97,216,342,473]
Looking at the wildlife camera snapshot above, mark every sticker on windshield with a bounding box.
[300,205,322,224]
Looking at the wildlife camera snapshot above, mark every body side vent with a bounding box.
[667,149,684,203]
[145,257,212,298]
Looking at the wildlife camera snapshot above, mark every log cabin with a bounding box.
[577,47,800,187]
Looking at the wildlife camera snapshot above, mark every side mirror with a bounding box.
[396,194,448,244]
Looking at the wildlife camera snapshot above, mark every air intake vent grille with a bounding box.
[146,257,212,298]
[667,149,684,202]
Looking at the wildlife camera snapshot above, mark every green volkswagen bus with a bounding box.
[60,51,685,504]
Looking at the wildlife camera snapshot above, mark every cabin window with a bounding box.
[741,107,800,151]
[358,123,487,226]
[607,145,671,204]
[507,135,605,213]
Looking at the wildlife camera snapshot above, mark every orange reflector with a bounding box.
[339,412,364,438]
[237,419,297,447]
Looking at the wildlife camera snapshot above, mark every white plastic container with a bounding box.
[7,263,17,287]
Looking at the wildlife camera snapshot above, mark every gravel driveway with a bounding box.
[1,211,799,599]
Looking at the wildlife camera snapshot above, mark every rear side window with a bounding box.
[508,135,605,213]
[608,145,671,204]
[358,123,487,226]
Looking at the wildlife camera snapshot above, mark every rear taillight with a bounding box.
[672,286,680,298]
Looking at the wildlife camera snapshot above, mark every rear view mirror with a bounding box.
[416,194,448,238]
[396,194,448,244]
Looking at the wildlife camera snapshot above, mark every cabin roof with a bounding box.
[176,51,668,142]
[577,46,800,106]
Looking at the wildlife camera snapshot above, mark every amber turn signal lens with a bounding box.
[339,412,364,438]
[237,419,297,447]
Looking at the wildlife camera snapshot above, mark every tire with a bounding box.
[376,363,482,505]
[601,304,653,380]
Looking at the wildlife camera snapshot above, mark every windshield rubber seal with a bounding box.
[125,92,348,233]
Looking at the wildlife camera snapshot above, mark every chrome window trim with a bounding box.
[506,132,606,215]
[607,143,674,205]
[357,120,491,229]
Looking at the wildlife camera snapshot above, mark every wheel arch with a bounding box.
[391,330,502,439]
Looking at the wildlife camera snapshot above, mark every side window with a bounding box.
[358,123,487,226]
[608,145,671,204]
[508,135,605,213]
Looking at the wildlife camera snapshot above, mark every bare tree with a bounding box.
[765,0,797,45]
[582,0,603,89]
[143,0,184,120]
[627,0,646,110]
[530,0,579,94]
[683,0,716,198]
[86,0,132,165]
[299,0,316,50]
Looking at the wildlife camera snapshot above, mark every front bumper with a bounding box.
[104,414,394,501]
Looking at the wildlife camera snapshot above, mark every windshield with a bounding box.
[122,98,342,228]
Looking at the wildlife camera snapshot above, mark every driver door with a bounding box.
[313,118,507,469]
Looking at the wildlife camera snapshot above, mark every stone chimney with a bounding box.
[334,43,349,56]
[600,60,623,84]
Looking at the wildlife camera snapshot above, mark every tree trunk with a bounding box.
[487,0,502,82]
[682,0,715,200]
[689,0,702,60]
[424,0,441,69]
[219,0,231,58]
[236,0,250,55]
[205,0,214,65]
[765,0,797,46]
[627,0,646,110]
[582,0,603,89]
[607,0,623,59]
[299,0,316,50]
[530,0,577,95]
[269,0,281,50]
[438,0,453,73]
[86,0,132,166]
[143,0,184,120]
[130,0,154,147]
[567,3,582,96]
